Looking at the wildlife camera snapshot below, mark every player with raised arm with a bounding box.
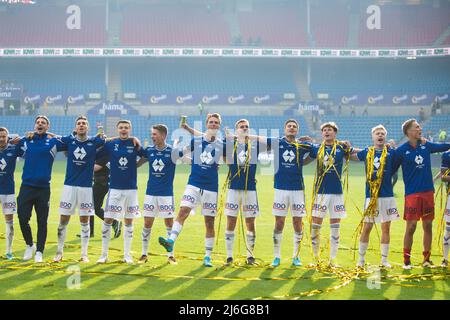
[137,124,182,265]
[309,122,352,267]
[97,120,143,264]
[394,119,450,269]
[158,113,225,267]
[228,119,312,267]
[182,118,265,266]
[0,127,24,260]
[53,116,105,263]
[16,115,66,262]
[349,125,400,268]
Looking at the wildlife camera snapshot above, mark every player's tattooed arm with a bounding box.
[136,157,148,168]
[297,136,313,143]
[181,123,203,137]
[105,136,141,149]
[303,156,314,165]
[441,168,450,183]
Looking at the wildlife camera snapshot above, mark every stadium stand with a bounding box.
[0,59,107,99]
[120,3,231,46]
[358,4,450,48]
[0,4,106,46]
[319,115,412,147]
[310,2,349,48]
[120,59,298,98]
[237,1,308,47]
[422,114,450,140]
[310,58,450,99]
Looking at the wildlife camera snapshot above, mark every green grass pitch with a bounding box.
[0,161,449,300]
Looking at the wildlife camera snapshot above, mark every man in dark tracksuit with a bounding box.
[17,115,66,262]
[83,151,121,238]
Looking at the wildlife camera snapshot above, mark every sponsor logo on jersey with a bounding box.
[107,205,123,212]
[292,203,306,211]
[143,204,155,211]
[182,194,195,203]
[159,204,174,212]
[60,202,73,209]
[3,202,16,209]
[80,202,93,209]
[152,159,165,172]
[127,205,140,213]
[273,202,287,210]
[387,207,399,216]
[243,204,259,212]
[282,150,295,163]
[200,151,213,164]
[313,203,327,212]
[119,157,128,167]
[0,158,7,170]
[225,203,239,211]
[203,202,217,210]
[73,147,87,160]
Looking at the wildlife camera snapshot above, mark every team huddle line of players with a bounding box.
[0,114,449,270]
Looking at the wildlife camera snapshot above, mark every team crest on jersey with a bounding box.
[200,151,213,164]
[0,158,6,170]
[282,150,295,162]
[73,147,87,160]
[152,159,165,172]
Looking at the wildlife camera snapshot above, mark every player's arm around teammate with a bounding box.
[308,122,352,267]
[159,113,226,267]
[15,115,67,262]
[97,120,145,264]
[394,119,450,269]
[53,116,106,263]
[0,127,24,260]
[137,124,181,265]
[440,151,450,267]
[349,125,400,268]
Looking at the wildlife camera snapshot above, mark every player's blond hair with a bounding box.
[35,115,50,126]
[371,124,387,135]
[235,118,249,129]
[205,113,222,125]
[0,127,9,134]
[320,122,339,132]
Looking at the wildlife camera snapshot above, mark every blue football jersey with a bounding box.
[394,141,450,195]
[310,143,350,194]
[103,139,145,190]
[187,137,225,192]
[143,144,182,196]
[61,135,105,188]
[268,137,312,191]
[18,134,66,188]
[357,147,397,198]
[0,144,23,195]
